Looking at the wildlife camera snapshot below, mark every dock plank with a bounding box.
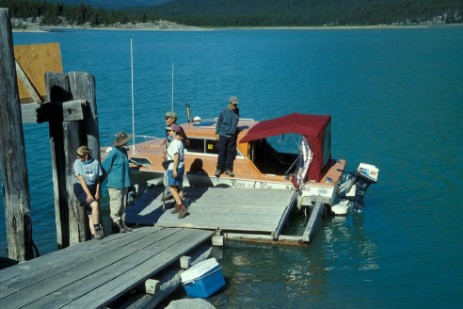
[158,188,295,233]
[67,230,213,308]
[127,186,296,236]
[0,227,158,287]
[0,228,181,307]
[0,227,214,309]
[0,227,164,300]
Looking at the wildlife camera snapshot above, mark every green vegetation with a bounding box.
[1,0,462,28]
[148,0,463,26]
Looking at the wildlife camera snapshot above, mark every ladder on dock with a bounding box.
[0,227,214,308]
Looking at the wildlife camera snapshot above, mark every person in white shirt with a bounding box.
[165,124,189,219]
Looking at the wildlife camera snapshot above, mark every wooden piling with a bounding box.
[44,71,101,247]
[0,8,34,261]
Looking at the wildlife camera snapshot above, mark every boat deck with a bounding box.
[0,227,214,308]
[126,185,298,241]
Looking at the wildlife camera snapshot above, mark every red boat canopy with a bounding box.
[240,113,332,181]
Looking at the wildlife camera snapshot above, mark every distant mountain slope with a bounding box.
[8,0,463,27]
[146,0,462,26]
[47,0,169,9]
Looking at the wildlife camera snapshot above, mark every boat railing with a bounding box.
[130,134,162,144]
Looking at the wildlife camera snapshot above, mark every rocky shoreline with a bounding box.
[11,16,462,32]
[11,17,201,32]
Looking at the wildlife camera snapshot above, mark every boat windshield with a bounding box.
[250,134,301,176]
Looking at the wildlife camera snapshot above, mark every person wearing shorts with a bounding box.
[73,146,104,239]
[165,124,188,219]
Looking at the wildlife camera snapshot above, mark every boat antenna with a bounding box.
[130,38,136,154]
[185,101,191,123]
[171,62,174,112]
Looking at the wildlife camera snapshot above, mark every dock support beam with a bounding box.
[302,200,325,243]
[0,9,34,261]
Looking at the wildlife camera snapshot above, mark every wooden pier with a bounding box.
[0,227,214,308]
[124,185,318,244]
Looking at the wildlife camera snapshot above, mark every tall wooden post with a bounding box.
[68,72,101,243]
[68,72,100,163]
[45,72,71,248]
[0,8,34,261]
[45,71,100,247]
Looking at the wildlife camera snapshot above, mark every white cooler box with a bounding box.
[180,258,225,298]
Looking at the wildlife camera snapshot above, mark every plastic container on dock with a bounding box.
[180,258,225,298]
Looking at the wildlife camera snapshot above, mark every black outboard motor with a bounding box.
[352,163,379,211]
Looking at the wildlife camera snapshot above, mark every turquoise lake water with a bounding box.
[1,26,463,308]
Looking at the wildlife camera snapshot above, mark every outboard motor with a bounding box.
[353,163,379,211]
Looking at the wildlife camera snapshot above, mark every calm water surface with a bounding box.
[1,26,463,308]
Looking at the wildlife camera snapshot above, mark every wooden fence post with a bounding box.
[0,8,34,261]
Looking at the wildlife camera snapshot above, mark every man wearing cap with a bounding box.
[215,96,240,177]
[165,124,189,219]
[165,111,189,144]
[102,132,133,233]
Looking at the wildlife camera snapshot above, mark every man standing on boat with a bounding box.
[102,132,133,233]
[165,111,189,145]
[215,96,240,177]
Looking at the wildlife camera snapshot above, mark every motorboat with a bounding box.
[102,113,379,215]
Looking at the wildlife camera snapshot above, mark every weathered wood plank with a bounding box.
[62,99,85,121]
[125,245,213,309]
[20,229,213,308]
[128,186,296,237]
[0,227,196,307]
[0,227,160,286]
[272,193,298,240]
[155,188,295,234]
[302,200,325,243]
[20,102,41,123]
[0,228,173,298]
[45,72,70,248]
[0,8,33,261]
[15,60,42,103]
[68,72,100,162]
[66,229,213,308]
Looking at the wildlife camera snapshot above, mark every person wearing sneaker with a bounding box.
[163,111,189,201]
[215,96,240,177]
[73,146,104,239]
[166,124,189,219]
[102,132,133,233]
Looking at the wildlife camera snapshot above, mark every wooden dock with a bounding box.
[0,227,214,308]
[126,185,301,243]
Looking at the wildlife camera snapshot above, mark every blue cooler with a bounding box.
[180,258,225,298]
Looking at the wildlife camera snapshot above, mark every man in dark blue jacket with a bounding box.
[215,96,240,177]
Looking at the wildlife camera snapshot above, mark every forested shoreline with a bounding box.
[2,0,462,29]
